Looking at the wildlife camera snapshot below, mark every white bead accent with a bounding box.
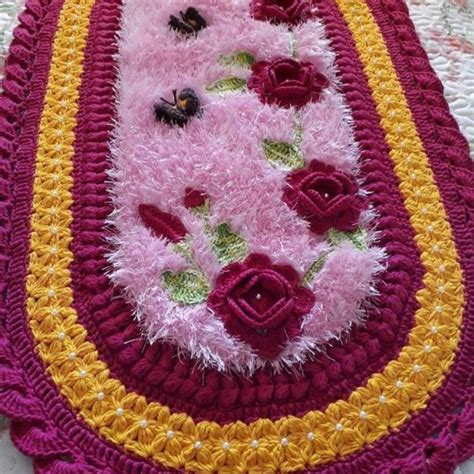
[396,380,404,389]
[57,332,65,340]
[166,430,174,439]
[379,395,386,404]
[420,207,428,214]
[222,441,230,450]
[50,206,58,215]
[280,437,289,446]
[51,190,60,198]
[115,407,124,417]
[194,441,202,450]
[47,267,56,275]
[97,392,105,401]
[51,174,59,182]
[53,159,61,166]
[50,308,59,317]
[410,173,417,180]
[432,245,440,253]
[435,305,443,313]
[424,344,432,353]
[255,293,262,300]
[47,289,56,297]
[431,326,438,334]
[50,226,59,234]
[68,352,76,360]
[413,364,421,373]
[437,286,446,294]
[139,419,148,429]
[438,265,446,273]
[306,432,315,441]
[251,439,259,449]
[50,246,58,255]
[427,225,434,233]
[359,410,367,419]
[78,370,87,378]
[335,423,344,432]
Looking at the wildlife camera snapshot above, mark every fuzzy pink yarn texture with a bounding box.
[108,0,385,372]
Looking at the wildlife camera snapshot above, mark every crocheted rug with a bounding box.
[0,0,473,472]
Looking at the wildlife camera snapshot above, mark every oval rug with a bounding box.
[0,0,472,472]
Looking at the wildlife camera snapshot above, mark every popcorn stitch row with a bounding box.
[23,2,465,474]
[0,0,470,470]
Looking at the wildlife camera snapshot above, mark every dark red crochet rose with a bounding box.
[251,0,312,25]
[138,204,187,243]
[283,160,365,235]
[207,254,315,358]
[248,58,329,109]
[184,188,207,209]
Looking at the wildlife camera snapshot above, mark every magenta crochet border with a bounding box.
[0,0,472,472]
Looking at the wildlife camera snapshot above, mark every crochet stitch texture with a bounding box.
[0,0,472,472]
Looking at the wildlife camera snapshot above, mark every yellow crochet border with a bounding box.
[26,0,464,471]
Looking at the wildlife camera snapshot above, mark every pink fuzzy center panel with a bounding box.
[108,0,385,372]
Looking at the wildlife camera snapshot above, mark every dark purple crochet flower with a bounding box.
[251,0,312,25]
[208,254,315,358]
[248,58,329,109]
[283,160,365,235]
[138,204,187,243]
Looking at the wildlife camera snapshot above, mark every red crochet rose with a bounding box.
[251,0,312,25]
[207,254,315,358]
[248,58,329,109]
[138,204,187,243]
[283,161,365,235]
[184,188,207,209]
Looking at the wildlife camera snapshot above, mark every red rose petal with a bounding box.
[184,188,207,208]
[138,204,187,243]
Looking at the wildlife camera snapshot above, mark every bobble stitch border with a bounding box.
[0,0,470,472]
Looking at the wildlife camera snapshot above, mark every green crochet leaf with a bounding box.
[212,223,247,265]
[171,240,194,262]
[219,51,255,69]
[327,227,368,251]
[162,269,211,305]
[302,254,328,287]
[190,201,210,218]
[206,77,247,94]
[262,139,305,170]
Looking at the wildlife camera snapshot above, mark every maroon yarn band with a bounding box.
[0,0,471,472]
[69,5,422,425]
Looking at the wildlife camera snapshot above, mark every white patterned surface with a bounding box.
[0,0,25,93]
[0,0,472,472]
